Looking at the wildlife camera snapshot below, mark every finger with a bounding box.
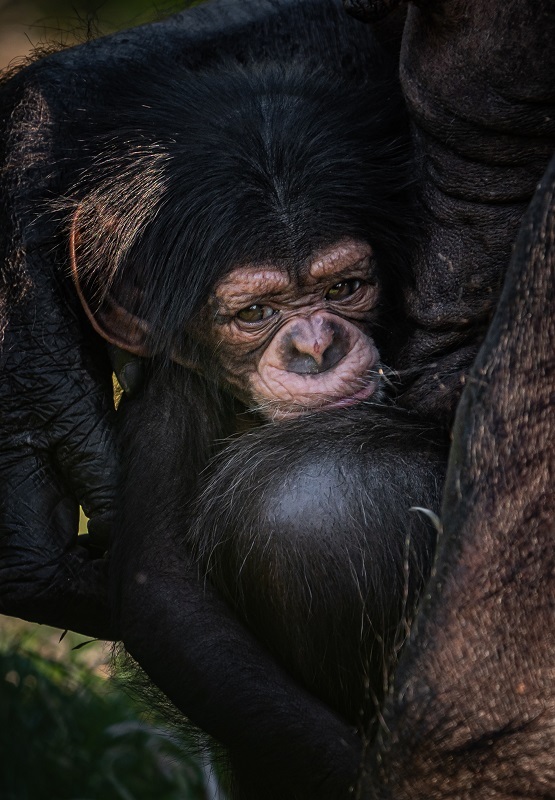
[53,388,119,536]
[0,446,114,637]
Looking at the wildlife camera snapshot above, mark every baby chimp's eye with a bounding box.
[236,305,277,323]
[325,279,363,301]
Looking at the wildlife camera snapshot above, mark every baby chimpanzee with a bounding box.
[68,54,442,799]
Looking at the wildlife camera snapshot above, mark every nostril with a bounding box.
[321,337,349,371]
[287,338,348,375]
[288,351,322,375]
[280,315,352,375]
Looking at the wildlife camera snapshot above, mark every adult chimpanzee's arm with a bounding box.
[361,142,555,800]
[347,0,555,422]
[0,0,372,637]
[0,79,118,637]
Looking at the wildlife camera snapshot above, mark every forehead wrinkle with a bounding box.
[309,241,373,280]
[215,267,291,305]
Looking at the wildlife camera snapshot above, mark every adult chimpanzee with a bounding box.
[0,0,554,799]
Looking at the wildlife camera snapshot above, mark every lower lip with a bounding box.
[276,379,380,420]
[319,380,379,411]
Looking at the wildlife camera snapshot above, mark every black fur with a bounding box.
[69,42,439,800]
[189,407,447,729]
[69,59,412,356]
[68,45,442,799]
[116,370,447,799]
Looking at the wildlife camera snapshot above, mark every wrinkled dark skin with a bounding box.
[353,0,555,794]
[360,146,555,800]
[1,0,554,797]
[389,0,555,418]
[0,131,117,638]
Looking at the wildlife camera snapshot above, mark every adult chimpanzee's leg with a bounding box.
[189,408,447,732]
[360,152,555,800]
[365,0,555,422]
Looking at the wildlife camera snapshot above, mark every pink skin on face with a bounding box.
[211,239,382,420]
[251,311,381,419]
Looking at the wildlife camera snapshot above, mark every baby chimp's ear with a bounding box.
[70,206,156,357]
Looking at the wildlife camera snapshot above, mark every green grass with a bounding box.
[0,618,211,800]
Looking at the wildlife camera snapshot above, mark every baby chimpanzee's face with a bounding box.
[206,239,382,420]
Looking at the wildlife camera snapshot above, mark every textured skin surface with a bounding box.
[362,138,555,800]
[348,1,555,795]
[392,0,555,417]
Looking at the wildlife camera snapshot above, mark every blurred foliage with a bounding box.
[1,0,189,32]
[0,619,211,800]
[0,0,200,69]
[45,0,187,30]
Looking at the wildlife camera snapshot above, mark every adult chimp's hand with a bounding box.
[0,256,119,639]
